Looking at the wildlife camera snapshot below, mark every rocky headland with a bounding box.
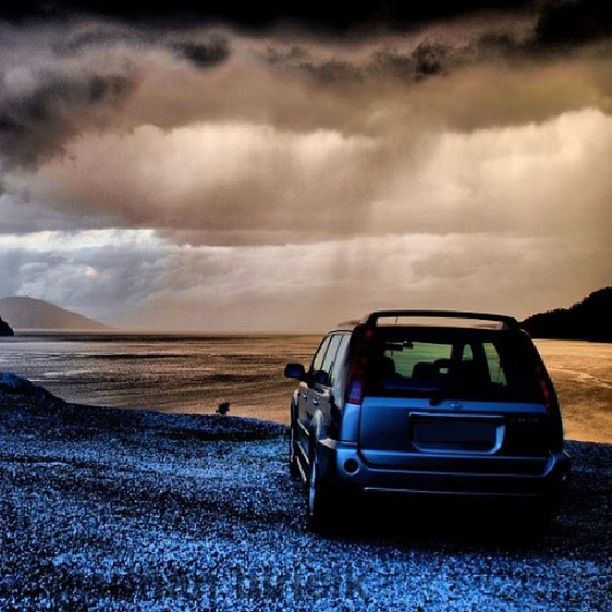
[0,316,14,336]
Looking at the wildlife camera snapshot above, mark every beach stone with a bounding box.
[0,373,64,412]
[0,372,35,394]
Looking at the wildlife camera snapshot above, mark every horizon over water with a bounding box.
[0,331,610,443]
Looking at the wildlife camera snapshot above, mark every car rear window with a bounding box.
[364,327,542,403]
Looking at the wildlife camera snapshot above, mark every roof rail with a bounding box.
[334,319,361,331]
[362,310,519,329]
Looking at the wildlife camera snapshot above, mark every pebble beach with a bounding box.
[0,378,610,609]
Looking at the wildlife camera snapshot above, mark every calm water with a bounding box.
[0,333,610,440]
[0,332,319,423]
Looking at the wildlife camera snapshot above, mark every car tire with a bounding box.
[306,450,335,533]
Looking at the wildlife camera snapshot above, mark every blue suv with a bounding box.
[284,310,570,531]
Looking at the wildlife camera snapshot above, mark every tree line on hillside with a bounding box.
[521,287,612,342]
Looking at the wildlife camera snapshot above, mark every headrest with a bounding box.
[412,362,437,380]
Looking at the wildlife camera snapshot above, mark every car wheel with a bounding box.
[306,451,334,533]
[289,418,300,480]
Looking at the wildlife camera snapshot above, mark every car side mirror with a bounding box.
[284,363,306,380]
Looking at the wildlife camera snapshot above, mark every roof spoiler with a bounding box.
[362,310,519,330]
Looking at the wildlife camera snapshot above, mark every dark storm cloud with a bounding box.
[1,3,611,247]
[52,24,135,55]
[1,1,610,174]
[264,1,612,87]
[172,37,231,68]
[0,1,534,30]
[0,73,133,169]
[51,21,231,68]
[3,0,610,46]
[0,22,237,171]
[536,0,612,46]
[297,42,460,86]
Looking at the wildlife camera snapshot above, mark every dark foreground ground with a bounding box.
[0,382,610,610]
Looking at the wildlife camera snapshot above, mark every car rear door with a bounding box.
[307,333,343,433]
[298,335,330,453]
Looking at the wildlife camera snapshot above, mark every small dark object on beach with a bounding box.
[216,401,230,415]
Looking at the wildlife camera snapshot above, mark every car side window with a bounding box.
[330,334,349,387]
[311,336,331,374]
[320,334,342,378]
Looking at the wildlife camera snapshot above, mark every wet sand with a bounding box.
[535,340,612,443]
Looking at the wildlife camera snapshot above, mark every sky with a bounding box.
[0,1,611,331]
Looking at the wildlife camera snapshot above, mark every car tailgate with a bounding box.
[358,396,550,471]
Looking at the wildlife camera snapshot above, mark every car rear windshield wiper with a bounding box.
[429,388,448,406]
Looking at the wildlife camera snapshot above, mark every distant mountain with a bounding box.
[0,297,111,331]
[0,315,14,336]
[521,287,612,342]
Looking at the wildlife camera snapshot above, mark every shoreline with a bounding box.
[1,372,609,445]
[0,376,286,441]
[1,335,609,444]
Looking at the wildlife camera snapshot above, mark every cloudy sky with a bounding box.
[0,1,611,330]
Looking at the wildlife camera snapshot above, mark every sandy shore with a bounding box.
[0,381,610,609]
[535,340,612,443]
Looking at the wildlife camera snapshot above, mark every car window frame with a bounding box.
[320,334,342,378]
[310,335,332,379]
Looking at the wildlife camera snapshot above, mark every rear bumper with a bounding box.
[317,439,570,500]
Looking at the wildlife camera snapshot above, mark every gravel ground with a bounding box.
[0,381,610,610]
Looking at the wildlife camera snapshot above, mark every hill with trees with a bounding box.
[521,287,612,342]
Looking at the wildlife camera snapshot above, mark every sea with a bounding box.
[0,333,610,441]
[0,332,320,423]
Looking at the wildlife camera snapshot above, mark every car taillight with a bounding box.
[345,326,374,405]
[535,363,564,452]
[537,367,553,406]
[535,364,554,408]
[517,331,564,451]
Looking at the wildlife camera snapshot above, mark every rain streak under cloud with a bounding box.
[1,1,611,330]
